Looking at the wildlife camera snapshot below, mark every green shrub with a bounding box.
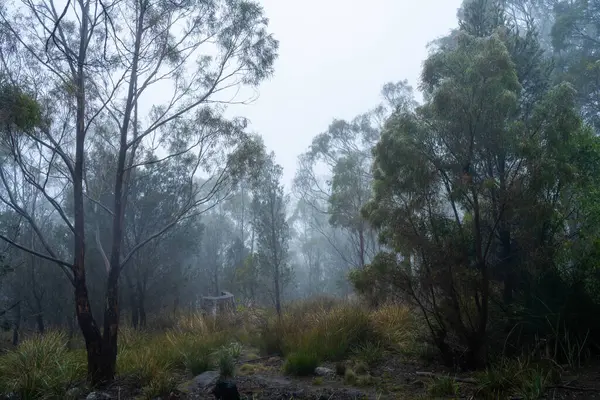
[218,348,235,378]
[283,351,320,376]
[0,332,86,399]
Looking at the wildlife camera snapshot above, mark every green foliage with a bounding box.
[357,0,600,369]
[282,351,320,376]
[475,358,555,400]
[0,84,41,132]
[217,347,235,378]
[0,332,86,399]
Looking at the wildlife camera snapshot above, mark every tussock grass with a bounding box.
[283,351,320,376]
[426,374,460,397]
[475,357,557,400]
[257,300,416,368]
[0,331,86,399]
[0,301,422,396]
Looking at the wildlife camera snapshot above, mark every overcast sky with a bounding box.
[228,0,464,189]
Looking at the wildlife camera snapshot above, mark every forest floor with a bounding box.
[91,344,600,400]
[3,300,600,399]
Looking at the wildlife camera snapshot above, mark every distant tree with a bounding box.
[251,153,290,316]
[552,0,600,132]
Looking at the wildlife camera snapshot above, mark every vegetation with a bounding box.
[1,0,600,398]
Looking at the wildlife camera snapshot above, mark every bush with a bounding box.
[283,351,320,376]
[0,331,86,399]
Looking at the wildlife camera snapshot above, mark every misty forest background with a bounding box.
[2,0,600,396]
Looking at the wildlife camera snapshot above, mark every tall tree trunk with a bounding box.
[73,5,104,381]
[358,225,366,267]
[101,6,145,378]
[35,312,45,335]
[125,272,138,329]
[138,292,146,328]
[12,301,20,346]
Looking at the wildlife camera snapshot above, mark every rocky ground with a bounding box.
[72,350,600,400]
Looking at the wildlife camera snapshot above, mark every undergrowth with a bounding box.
[256,298,416,370]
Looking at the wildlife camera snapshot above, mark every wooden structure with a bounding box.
[201,291,236,317]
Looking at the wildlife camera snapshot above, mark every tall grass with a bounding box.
[257,299,417,374]
[0,331,86,399]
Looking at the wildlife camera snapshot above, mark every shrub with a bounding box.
[0,331,86,399]
[283,351,320,376]
[218,348,235,378]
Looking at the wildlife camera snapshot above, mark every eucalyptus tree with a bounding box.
[251,153,290,316]
[294,81,415,270]
[358,0,596,368]
[0,0,277,382]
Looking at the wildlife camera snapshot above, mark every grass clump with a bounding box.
[312,376,324,386]
[475,358,555,400]
[0,331,86,399]
[217,347,235,378]
[283,351,320,376]
[344,368,357,385]
[370,304,417,350]
[140,371,177,400]
[426,375,459,397]
[259,301,380,363]
[353,341,384,366]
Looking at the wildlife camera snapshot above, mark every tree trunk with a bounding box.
[12,301,20,346]
[274,266,281,318]
[35,312,45,335]
[125,272,138,329]
[138,293,146,328]
[358,225,365,268]
[73,12,106,381]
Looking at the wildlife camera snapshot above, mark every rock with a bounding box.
[66,387,84,399]
[86,392,112,400]
[314,366,334,376]
[177,370,220,393]
[211,379,240,400]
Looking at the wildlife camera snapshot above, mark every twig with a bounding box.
[547,384,600,392]
[415,371,478,384]
[235,356,274,365]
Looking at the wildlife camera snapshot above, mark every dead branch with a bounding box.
[415,371,478,384]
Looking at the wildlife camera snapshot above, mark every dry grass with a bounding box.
[0,300,421,396]
[255,299,418,375]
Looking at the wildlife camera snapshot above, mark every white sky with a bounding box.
[229,0,463,189]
